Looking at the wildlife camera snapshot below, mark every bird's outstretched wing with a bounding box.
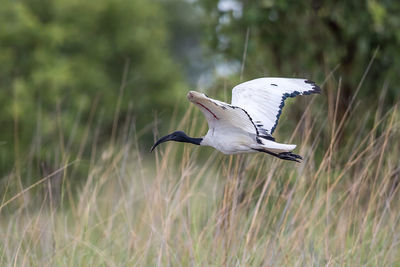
[187,91,257,135]
[231,78,321,135]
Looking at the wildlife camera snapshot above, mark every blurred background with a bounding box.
[1,0,400,264]
[1,0,399,178]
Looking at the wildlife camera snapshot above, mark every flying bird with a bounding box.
[151,78,321,162]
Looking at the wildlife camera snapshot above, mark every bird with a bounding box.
[151,78,321,162]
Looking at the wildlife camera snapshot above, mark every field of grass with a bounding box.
[1,77,399,266]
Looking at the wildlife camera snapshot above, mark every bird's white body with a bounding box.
[201,127,256,154]
[187,78,321,155]
[201,130,295,154]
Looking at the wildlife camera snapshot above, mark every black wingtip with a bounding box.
[304,79,322,94]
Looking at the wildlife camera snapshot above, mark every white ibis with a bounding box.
[151,78,321,162]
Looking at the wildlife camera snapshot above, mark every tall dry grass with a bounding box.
[0,75,399,266]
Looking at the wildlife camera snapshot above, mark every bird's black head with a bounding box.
[150,131,202,152]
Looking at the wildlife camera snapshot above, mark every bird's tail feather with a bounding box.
[253,140,296,153]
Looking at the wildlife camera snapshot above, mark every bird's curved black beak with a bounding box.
[150,131,202,152]
[150,134,173,152]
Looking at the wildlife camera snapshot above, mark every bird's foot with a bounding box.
[278,152,303,163]
[253,148,303,163]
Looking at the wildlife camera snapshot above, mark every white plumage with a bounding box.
[152,77,321,162]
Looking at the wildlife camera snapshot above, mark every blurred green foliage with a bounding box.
[1,0,400,178]
[201,0,400,103]
[0,0,188,172]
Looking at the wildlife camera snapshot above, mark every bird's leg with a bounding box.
[279,152,303,160]
[276,152,302,163]
[253,149,302,163]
